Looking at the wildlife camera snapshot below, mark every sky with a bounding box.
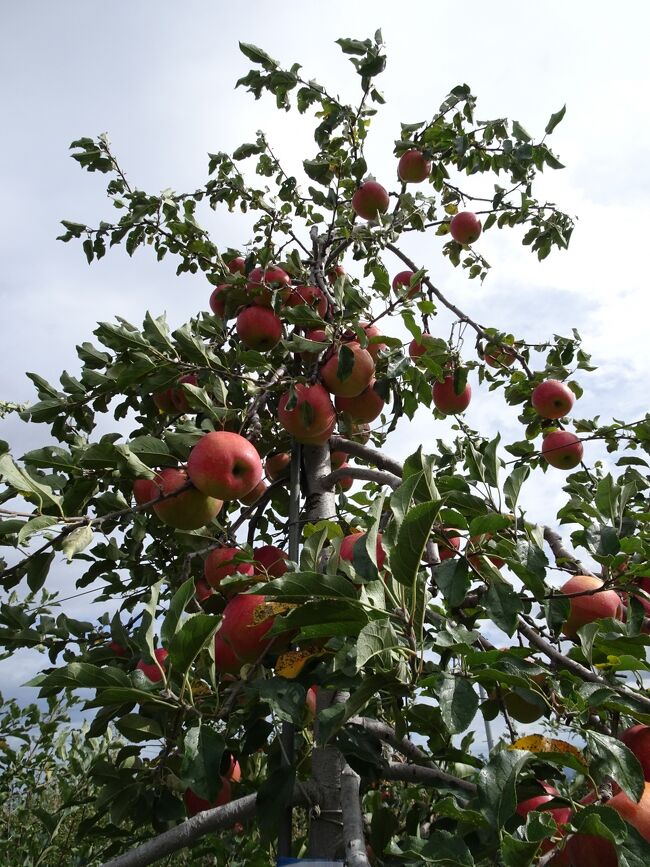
[1,1,649,742]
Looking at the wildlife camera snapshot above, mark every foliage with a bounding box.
[1,30,650,866]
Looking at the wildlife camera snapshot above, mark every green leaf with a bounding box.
[259,571,358,600]
[0,454,63,512]
[585,730,645,802]
[26,551,54,593]
[61,524,94,562]
[545,105,567,135]
[318,673,397,744]
[512,120,532,142]
[17,516,58,546]
[485,575,523,636]
[434,558,471,608]
[478,749,530,826]
[500,833,541,867]
[115,713,164,743]
[437,674,479,733]
[356,619,400,670]
[253,680,306,724]
[168,614,220,674]
[238,42,279,69]
[161,579,197,646]
[390,500,441,587]
[181,724,226,801]
[389,472,422,530]
[468,513,511,537]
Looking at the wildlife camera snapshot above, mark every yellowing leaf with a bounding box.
[509,735,586,766]
[275,648,323,679]
[251,601,296,626]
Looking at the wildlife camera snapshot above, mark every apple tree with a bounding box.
[2,32,650,867]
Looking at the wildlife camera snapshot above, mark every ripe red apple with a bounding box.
[435,529,462,562]
[227,256,246,274]
[187,432,263,500]
[219,594,277,661]
[254,545,289,578]
[134,468,223,530]
[236,306,283,351]
[351,181,390,221]
[467,534,505,571]
[240,479,268,506]
[327,265,345,284]
[449,211,482,244]
[560,574,622,638]
[340,532,386,571]
[278,383,336,443]
[320,344,375,398]
[532,380,575,419]
[484,343,517,368]
[432,375,472,415]
[621,725,650,781]
[287,285,329,319]
[109,641,128,657]
[335,381,385,423]
[152,388,176,413]
[566,782,650,867]
[209,283,230,317]
[246,265,291,306]
[298,415,337,446]
[517,782,572,861]
[184,778,232,816]
[330,450,348,470]
[300,327,330,362]
[214,633,242,676]
[409,333,436,359]
[204,547,255,592]
[542,431,583,469]
[195,578,214,604]
[360,322,388,360]
[265,452,291,481]
[398,149,431,184]
[392,270,422,298]
[136,647,168,683]
[336,464,354,492]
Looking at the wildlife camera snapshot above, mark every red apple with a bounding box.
[246,265,291,306]
[320,344,375,398]
[335,381,385,423]
[359,322,388,360]
[336,463,354,492]
[254,545,289,578]
[398,149,431,184]
[195,578,214,604]
[432,375,472,415]
[209,283,230,317]
[135,468,223,531]
[409,333,436,358]
[449,211,482,244]
[560,574,622,638]
[265,452,291,481]
[109,641,128,657]
[204,547,255,592]
[214,633,242,676]
[330,450,348,470]
[298,415,337,446]
[621,725,650,781]
[327,265,345,284]
[436,530,462,562]
[218,594,277,662]
[287,285,329,319]
[484,343,517,368]
[184,778,232,816]
[351,181,390,221]
[517,782,572,862]
[542,431,583,469]
[532,380,575,419]
[136,647,168,683]
[236,306,283,351]
[278,383,336,443]
[170,374,198,413]
[467,534,505,571]
[227,256,246,274]
[392,270,422,298]
[187,432,263,500]
[340,532,386,571]
[349,423,371,444]
[152,388,176,413]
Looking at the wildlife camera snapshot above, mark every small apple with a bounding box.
[204,547,255,592]
[227,256,246,274]
[449,211,482,244]
[254,545,289,578]
[136,647,168,683]
[320,343,375,398]
[330,450,348,470]
[170,374,198,413]
[109,641,128,657]
[152,388,176,413]
[351,181,390,221]
[542,430,583,469]
[432,375,472,415]
[278,383,336,443]
[398,149,431,184]
[195,578,214,604]
[348,423,371,444]
[209,283,230,318]
[335,463,354,491]
[408,333,436,358]
[560,574,622,638]
[532,380,575,419]
[187,432,263,500]
[392,270,421,298]
[265,452,291,481]
[484,343,517,368]
[327,265,345,284]
[435,529,462,562]
[236,306,283,351]
[246,265,291,306]
[340,532,386,571]
[184,778,232,816]
[335,381,385,423]
[467,534,505,571]
[134,468,223,531]
[287,285,329,319]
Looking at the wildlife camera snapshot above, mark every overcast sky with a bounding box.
[1,1,649,741]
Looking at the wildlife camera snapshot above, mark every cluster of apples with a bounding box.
[514,731,650,866]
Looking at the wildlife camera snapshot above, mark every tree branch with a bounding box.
[321,466,401,490]
[348,716,433,767]
[329,435,404,478]
[383,761,477,795]
[341,763,371,867]
[543,526,593,576]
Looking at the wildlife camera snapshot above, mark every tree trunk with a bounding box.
[303,443,344,861]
